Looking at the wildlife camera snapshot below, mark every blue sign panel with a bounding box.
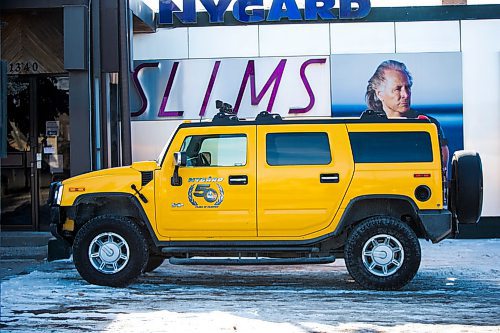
[159,0,371,24]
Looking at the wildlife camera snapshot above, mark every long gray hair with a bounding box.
[365,60,413,111]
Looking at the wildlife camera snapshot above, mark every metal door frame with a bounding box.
[29,76,40,230]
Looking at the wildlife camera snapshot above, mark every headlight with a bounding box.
[55,185,64,205]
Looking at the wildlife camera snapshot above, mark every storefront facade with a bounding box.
[1,0,499,234]
[0,0,154,230]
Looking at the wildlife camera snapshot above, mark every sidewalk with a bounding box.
[0,231,52,280]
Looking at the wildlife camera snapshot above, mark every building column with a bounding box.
[118,0,132,165]
[64,5,92,176]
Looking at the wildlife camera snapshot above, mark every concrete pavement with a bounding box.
[0,232,52,280]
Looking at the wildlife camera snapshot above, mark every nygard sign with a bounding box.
[159,0,371,24]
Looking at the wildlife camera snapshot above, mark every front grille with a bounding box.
[141,171,153,186]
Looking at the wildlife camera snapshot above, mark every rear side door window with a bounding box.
[266,132,331,166]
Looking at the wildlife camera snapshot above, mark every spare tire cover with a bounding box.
[449,151,483,224]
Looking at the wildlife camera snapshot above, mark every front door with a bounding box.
[1,75,70,230]
[156,125,257,239]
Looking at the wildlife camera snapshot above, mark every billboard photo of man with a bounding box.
[365,60,449,169]
[331,52,463,175]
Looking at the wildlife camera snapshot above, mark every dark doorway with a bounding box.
[1,75,70,230]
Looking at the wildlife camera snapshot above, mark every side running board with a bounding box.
[168,256,335,266]
[162,247,320,254]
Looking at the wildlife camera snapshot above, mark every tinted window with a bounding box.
[181,134,246,167]
[266,133,331,166]
[349,132,433,163]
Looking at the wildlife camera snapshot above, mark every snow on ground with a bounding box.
[1,239,499,332]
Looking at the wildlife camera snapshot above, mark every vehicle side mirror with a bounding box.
[172,152,186,186]
[199,151,211,166]
[173,152,187,167]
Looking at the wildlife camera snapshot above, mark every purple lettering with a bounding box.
[158,62,184,117]
[289,58,326,114]
[234,59,287,114]
[131,62,159,118]
[199,61,221,117]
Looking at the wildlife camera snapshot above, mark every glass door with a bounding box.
[37,76,70,230]
[1,75,70,230]
[1,76,34,229]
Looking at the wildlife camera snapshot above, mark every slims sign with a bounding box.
[159,0,371,24]
[131,57,331,120]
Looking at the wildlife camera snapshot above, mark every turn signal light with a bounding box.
[69,187,86,192]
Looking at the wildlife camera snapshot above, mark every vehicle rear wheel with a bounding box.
[73,215,148,287]
[344,216,421,290]
[449,151,483,224]
[144,255,165,273]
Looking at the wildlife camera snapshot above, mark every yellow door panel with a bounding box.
[257,124,354,237]
[156,126,257,239]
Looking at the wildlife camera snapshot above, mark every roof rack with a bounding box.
[212,100,239,124]
[255,111,282,123]
[360,109,388,121]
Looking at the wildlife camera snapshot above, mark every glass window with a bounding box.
[180,134,246,167]
[266,133,331,166]
[349,132,433,163]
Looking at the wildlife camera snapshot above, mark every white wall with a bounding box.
[132,19,500,216]
[131,120,183,162]
[460,20,500,217]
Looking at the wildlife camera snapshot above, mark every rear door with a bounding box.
[156,125,257,239]
[256,124,354,237]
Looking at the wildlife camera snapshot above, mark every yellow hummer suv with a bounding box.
[49,107,483,290]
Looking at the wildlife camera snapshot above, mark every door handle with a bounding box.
[320,173,339,183]
[229,175,248,185]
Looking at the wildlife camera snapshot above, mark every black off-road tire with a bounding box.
[449,151,483,224]
[73,215,149,287]
[344,216,421,291]
[144,255,165,273]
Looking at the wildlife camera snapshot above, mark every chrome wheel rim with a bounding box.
[362,234,404,277]
[88,232,130,274]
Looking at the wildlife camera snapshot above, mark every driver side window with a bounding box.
[180,134,247,167]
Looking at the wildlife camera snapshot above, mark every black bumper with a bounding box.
[48,204,72,262]
[50,206,64,240]
[418,210,452,243]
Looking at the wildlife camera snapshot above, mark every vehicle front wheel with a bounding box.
[344,216,421,290]
[73,215,149,287]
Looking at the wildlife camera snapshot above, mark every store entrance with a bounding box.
[1,75,70,231]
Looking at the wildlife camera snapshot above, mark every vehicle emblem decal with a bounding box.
[188,183,224,208]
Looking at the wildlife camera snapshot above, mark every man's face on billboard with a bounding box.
[376,69,412,117]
